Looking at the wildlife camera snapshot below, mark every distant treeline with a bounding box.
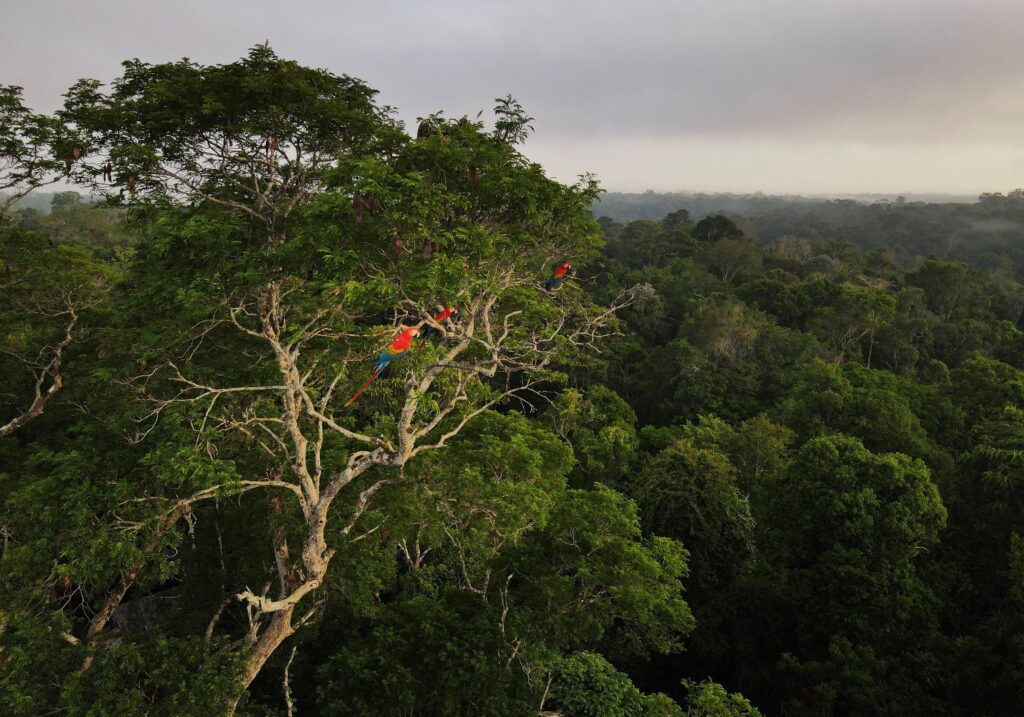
[594,190,1024,279]
[593,191,979,223]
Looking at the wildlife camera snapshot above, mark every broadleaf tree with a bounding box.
[56,46,633,705]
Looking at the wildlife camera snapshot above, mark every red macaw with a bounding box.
[420,306,459,340]
[346,327,420,406]
[546,261,573,291]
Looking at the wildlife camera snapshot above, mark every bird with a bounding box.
[420,306,458,341]
[545,261,574,292]
[345,327,420,406]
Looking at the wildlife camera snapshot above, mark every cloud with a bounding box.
[530,135,1023,194]
[2,0,1022,193]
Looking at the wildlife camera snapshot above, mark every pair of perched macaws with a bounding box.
[345,306,458,406]
[347,261,573,406]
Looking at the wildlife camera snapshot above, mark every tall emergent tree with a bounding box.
[46,46,636,707]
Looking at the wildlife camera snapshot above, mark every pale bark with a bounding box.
[0,307,76,438]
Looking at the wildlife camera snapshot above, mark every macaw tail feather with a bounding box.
[546,278,562,292]
[345,365,385,407]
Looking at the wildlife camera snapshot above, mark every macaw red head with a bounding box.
[393,327,421,352]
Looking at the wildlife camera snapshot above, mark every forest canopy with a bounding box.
[3,48,1024,717]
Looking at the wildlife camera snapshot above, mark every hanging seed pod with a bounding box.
[71,146,81,160]
[394,236,405,254]
[128,175,137,196]
[466,163,478,190]
[422,238,432,261]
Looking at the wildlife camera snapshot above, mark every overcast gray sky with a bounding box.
[3,0,1022,195]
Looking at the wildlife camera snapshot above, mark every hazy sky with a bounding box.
[3,0,1022,195]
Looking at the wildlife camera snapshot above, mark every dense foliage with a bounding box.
[3,52,1024,716]
[579,210,1024,716]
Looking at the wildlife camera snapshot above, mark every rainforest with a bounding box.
[2,48,1024,717]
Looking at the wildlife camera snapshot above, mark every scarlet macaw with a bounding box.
[420,306,459,340]
[346,327,420,406]
[545,261,573,291]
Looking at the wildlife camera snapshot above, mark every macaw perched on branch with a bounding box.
[346,327,420,406]
[545,261,574,292]
[420,306,459,341]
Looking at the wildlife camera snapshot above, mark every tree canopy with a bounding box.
[4,47,1024,717]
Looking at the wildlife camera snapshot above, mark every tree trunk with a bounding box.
[225,607,296,716]
[243,607,296,689]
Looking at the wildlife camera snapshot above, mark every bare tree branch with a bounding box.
[0,305,77,438]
